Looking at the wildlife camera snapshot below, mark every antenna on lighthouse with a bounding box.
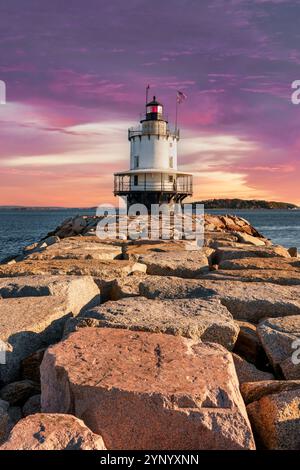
[146,84,150,108]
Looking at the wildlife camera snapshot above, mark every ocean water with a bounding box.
[0,208,299,262]
[0,208,95,262]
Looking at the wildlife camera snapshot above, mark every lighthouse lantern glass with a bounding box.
[147,105,162,114]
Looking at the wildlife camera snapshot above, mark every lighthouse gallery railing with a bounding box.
[114,174,192,194]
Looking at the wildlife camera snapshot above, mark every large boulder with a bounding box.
[257,316,300,378]
[66,297,239,350]
[41,328,255,450]
[246,387,300,449]
[0,413,106,450]
[0,276,100,383]
[139,276,300,323]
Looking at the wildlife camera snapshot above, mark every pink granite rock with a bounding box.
[41,328,255,450]
[0,413,106,450]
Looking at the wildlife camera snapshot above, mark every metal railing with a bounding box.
[128,127,180,140]
[114,176,192,194]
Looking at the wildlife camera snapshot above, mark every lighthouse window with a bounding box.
[169,157,174,168]
[134,175,139,186]
[134,155,139,168]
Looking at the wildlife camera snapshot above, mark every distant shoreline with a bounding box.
[191,199,299,210]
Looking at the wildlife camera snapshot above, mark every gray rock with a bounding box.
[22,394,41,417]
[7,406,22,430]
[0,380,40,405]
[0,276,100,383]
[139,276,300,323]
[69,297,239,350]
[0,399,9,443]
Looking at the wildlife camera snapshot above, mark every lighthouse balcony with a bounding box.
[114,170,193,196]
[128,126,180,140]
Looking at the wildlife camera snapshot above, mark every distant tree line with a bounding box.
[191,199,298,210]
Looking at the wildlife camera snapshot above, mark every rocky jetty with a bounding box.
[0,213,299,450]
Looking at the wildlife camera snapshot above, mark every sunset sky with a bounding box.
[0,0,300,207]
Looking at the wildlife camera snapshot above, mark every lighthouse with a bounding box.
[114,95,193,209]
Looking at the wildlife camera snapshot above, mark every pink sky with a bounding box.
[0,0,299,207]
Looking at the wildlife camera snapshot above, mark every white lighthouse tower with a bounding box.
[114,95,193,209]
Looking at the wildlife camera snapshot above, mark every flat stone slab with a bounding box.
[68,297,239,350]
[138,250,210,278]
[0,413,106,450]
[25,237,122,261]
[219,257,300,271]
[257,316,300,379]
[0,259,146,280]
[0,276,100,383]
[215,245,291,264]
[123,240,200,260]
[139,276,300,323]
[41,328,255,450]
